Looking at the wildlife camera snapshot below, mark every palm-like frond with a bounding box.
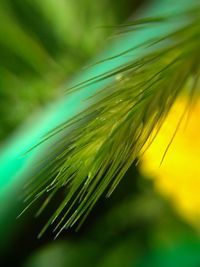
[23,4,200,238]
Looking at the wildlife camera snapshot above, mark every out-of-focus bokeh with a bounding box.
[0,0,200,267]
[0,0,140,142]
[141,97,200,228]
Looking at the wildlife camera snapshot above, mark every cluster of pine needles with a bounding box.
[22,5,200,238]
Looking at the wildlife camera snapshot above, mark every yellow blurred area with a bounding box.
[140,96,200,227]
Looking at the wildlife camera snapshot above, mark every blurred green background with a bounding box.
[0,0,140,142]
[0,0,200,267]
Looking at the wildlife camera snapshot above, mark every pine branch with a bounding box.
[22,5,200,237]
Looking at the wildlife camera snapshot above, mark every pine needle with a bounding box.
[23,5,200,237]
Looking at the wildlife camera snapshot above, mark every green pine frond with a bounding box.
[23,5,200,238]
